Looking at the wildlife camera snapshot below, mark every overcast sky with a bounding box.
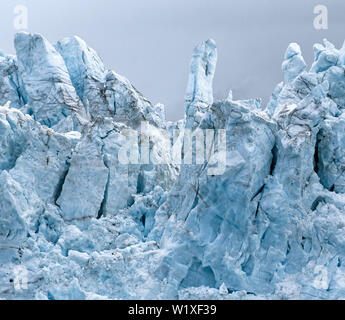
[0,0,344,120]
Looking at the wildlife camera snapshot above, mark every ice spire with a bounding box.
[184,39,217,129]
[282,43,306,84]
[185,39,217,108]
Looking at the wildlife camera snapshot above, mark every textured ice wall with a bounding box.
[1,33,345,299]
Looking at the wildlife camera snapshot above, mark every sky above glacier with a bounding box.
[0,0,344,120]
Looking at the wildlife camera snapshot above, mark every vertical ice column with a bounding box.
[185,39,217,128]
[282,43,306,84]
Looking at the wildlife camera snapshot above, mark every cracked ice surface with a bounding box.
[2,33,345,299]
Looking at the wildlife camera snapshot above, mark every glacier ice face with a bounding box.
[55,36,107,109]
[57,35,165,130]
[2,33,345,300]
[0,56,23,108]
[14,33,88,132]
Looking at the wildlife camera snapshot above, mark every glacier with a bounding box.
[2,32,345,299]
